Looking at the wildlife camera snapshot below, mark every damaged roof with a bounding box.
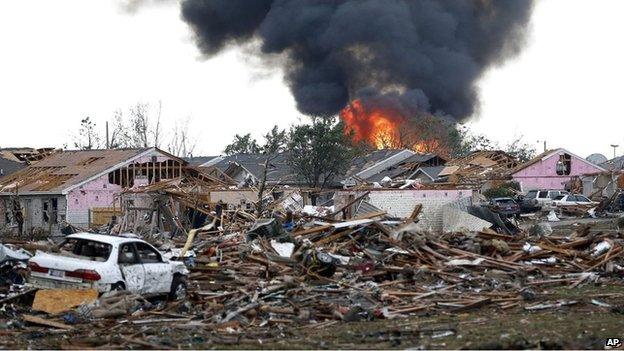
[184,156,221,166]
[439,150,520,184]
[600,155,624,171]
[0,147,57,164]
[342,149,445,184]
[224,153,298,184]
[0,148,184,195]
[0,158,25,178]
[410,166,446,181]
[201,153,299,185]
[511,148,606,174]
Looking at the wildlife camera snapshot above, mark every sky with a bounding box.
[0,0,623,159]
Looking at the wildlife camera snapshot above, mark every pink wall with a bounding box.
[66,154,177,221]
[512,151,603,191]
[67,174,122,210]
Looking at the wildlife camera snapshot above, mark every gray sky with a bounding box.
[1,0,623,158]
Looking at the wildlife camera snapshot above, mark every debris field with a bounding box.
[2,201,624,349]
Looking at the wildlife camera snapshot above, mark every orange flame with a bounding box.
[340,100,403,149]
[340,99,445,155]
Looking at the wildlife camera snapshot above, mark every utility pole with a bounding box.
[105,121,110,149]
[537,140,547,153]
[610,144,619,159]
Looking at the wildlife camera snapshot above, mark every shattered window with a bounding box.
[58,239,112,262]
[134,242,162,264]
[556,154,572,175]
[118,243,140,264]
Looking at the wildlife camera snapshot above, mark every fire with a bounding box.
[339,99,446,155]
[340,100,403,149]
[413,139,440,153]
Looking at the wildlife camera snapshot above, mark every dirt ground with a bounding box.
[2,283,623,350]
[226,284,624,350]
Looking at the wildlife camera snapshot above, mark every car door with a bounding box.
[134,242,172,295]
[118,243,145,293]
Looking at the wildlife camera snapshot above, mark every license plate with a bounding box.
[49,269,65,278]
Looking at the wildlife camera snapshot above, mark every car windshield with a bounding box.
[57,238,112,262]
[554,195,565,200]
[525,191,537,199]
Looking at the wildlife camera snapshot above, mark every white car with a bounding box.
[552,194,598,207]
[28,233,189,300]
[525,189,570,206]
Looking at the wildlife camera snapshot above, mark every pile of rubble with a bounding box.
[1,203,624,348]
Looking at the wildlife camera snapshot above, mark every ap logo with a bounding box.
[606,338,622,349]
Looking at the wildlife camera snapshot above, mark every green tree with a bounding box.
[262,125,287,154]
[287,117,356,190]
[505,136,536,162]
[223,133,261,155]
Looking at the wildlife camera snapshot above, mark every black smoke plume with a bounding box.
[181,0,534,119]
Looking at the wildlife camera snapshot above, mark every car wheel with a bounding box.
[169,276,187,301]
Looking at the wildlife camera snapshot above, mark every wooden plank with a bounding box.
[22,314,74,330]
[452,298,492,313]
[292,224,333,237]
[314,229,354,245]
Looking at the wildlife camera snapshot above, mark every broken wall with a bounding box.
[0,195,66,235]
[513,152,604,191]
[66,154,182,228]
[335,189,473,230]
[209,190,257,210]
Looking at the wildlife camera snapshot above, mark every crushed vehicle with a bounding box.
[27,233,188,300]
[486,197,521,217]
[552,194,598,207]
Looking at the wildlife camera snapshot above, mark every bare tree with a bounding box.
[129,102,162,148]
[108,110,131,148]
[73,117,102,150]
[167,117,197,157]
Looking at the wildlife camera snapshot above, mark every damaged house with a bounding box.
[436,150,520,190]
[0,148,186,235]
[0,147,57,164]
[511,148,605,191]
[0,157,24,178]
[341,149,446,188]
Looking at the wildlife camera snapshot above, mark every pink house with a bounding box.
[511,148,605,191]
[0,148,186,234]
